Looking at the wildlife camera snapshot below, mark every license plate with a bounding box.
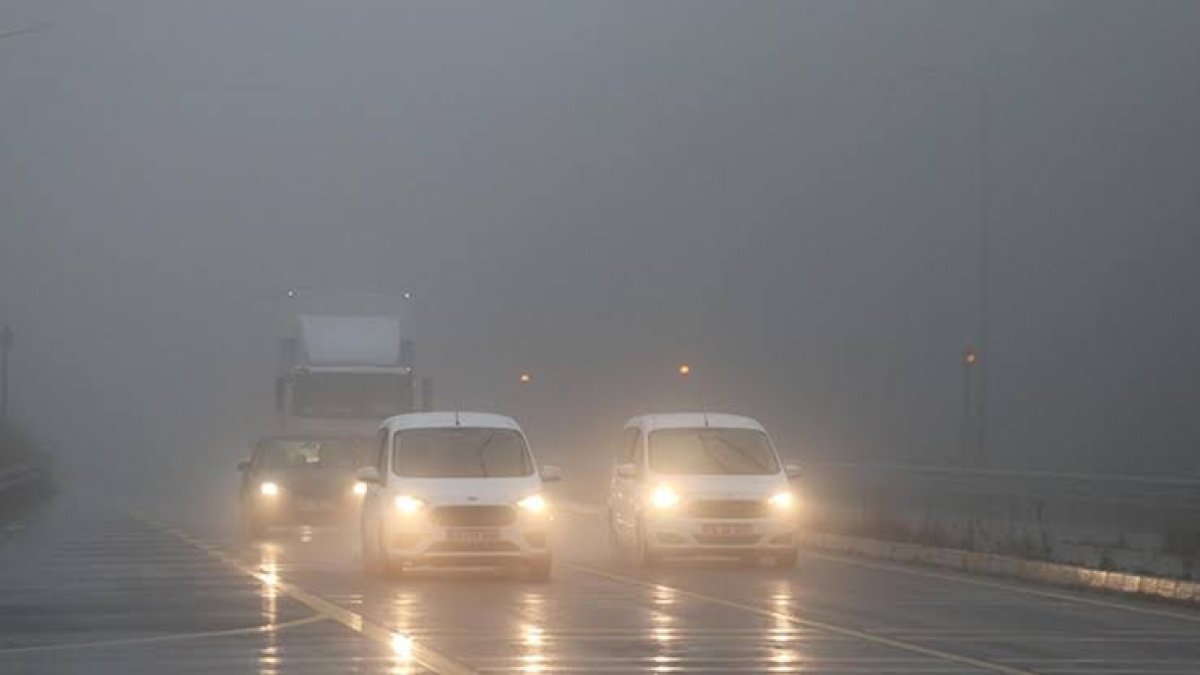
[447,528,500,543]
[299,499,328,511]
[701,523,753,536]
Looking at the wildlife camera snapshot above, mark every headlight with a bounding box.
[352,481,368,496]
[393,495,426,514]
[517,494,547,514]
[768,491,794,509]
[260,481,280,497]
[650,485,680,509]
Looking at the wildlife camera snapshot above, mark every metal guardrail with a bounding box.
[798,459,1200,572]
[801,460,1200,511]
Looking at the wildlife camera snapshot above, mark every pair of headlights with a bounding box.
[392,493,547,515]
[649,485,795,510]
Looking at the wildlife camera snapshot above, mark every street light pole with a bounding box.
[0,325,13,422]
[961,348,977,465]
[975,75,992,470]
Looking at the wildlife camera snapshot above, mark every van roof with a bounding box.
[624,413,766,433]
[381,411,522,432]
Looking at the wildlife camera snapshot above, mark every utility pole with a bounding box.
[0,325,12,421]
[961,348,977,465]
[975,75,992,470]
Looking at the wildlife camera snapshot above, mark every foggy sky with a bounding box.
[2,0,1198,491]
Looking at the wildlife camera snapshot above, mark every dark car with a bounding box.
[238,436,370,537]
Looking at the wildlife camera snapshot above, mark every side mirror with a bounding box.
[355,466,382,485]
[237,459,251,471]
[784,463,803,480]
[616,463,638,480]
[540,465,563,482]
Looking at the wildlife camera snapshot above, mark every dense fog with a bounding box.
[2,0,1198,501]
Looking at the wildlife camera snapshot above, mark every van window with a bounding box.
[393,427,533,478]
[648,428,778,475]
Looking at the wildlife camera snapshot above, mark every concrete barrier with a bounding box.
[800,531,1200,607]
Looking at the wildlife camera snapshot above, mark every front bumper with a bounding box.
[384,506,551,568]
[644,512,797,557]
[248,494,362,525]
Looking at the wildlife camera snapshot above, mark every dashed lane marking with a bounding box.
[130,511,476,675]
[0,615,325,655]
[566,562,1036,675]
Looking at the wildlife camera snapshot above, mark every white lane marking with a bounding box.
[131,512,476,675]
[0,615,325,655]
[566,562,1035,675]
[800,549,1200,625]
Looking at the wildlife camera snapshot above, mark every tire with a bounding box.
[240,506,266,540]
[377,528,404,580]
[607,513,626,563]
[773,548,798,569]
[526,555,553,582]
[362,519,381,575]
[635,520,662,568]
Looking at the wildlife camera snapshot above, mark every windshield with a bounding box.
[392,427,533,478]
[648,428,779,475]
[257,439,368,470]
[290,373,410,419]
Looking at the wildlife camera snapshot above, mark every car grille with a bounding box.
[430,505,517,527]
[687,499,768,519]
[694,534,762,546]
[428,540,519,553]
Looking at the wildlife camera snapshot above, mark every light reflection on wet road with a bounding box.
[2,494,1199,673]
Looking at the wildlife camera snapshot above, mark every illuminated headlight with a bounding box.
[259,481,280,497]
[393,495,426,514]
[650,485,680,509]
[768,491,795,509]
[517,494,547,514]
[352,481,368,496]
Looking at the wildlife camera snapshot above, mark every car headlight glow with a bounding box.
[650,484,680,509]
[768,490,794,509]
[393,495,426,514]
[352,481,368,496]
[259,481,280,497]
[517,494,547,514]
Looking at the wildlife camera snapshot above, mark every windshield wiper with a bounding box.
[710,435,770,474]
[474,432,498,477]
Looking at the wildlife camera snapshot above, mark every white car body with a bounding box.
[608,413,800,566]
[358,412,557,579]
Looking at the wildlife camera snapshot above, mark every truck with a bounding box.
[238,291,431,535]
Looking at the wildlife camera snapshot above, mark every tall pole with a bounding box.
[0,325,12,422]
[961,348,977,465]
[975,76,991,469]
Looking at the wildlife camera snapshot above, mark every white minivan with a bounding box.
[608,413,801,567]
[357,412,560,580]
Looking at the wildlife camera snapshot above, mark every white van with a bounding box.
[607,413,801,567]
[357,412,560,580]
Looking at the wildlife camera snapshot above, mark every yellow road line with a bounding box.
[801,549,1200,625]
[566,562,1035,675]
[131,512,476,675]
[0,615,325,655]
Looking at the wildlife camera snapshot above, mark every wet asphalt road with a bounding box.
[2,493,1199,674]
